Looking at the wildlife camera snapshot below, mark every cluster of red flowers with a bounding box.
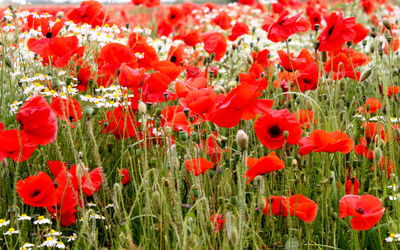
[17,161,103,226]
[1,0,394,233]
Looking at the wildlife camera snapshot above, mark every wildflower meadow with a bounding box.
[0,0,399,248]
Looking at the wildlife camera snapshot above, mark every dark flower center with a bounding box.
[355,208,365,214]
[32,190,41,198]
[170,55,177,63]
[268,125,282,138]
[170,14,176,20]
[45,32,53,38]
[327,26,335,36]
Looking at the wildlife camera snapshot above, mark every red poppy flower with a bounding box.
[245,152,284,183]
[119,169,131,185]
[289,194,318,223]
[210,214,225,232]
[38,18,64,38]
[28,36,85,68]
[17,95,58,146]
[180,88,217,117]
[295,63,319,92]
[167,45,185,67]
[152,60,182,81]
[184,157,214,176]
[207,82,273,128]
[81,167,103,196]
[142,72,173,103]
[254,109,302,150]
[228,22,249,41]
[317,12,356,52]
[128,33,159,70]
[201,32,227,61]
[354,137,374,159]
[267,11,309,42]
[251,49,272,67]
[388,85,400,98]
[299,129,354,155]
[50,96,82,128]
[263,194,318,223]
[158,19,174,37]
[96,43,138,87]
[345,176,360,195]
[118,63,147,90]
[358,98,382,114]
[339,194,385,230]
[0,129,37,163]
[161,105,198,133]
[16,172,57,207]
[199,133,226,164]
[352,23,369,44]
[100,106,138,140]
[363,122,385,141]
[67,0,109,27]
[294,109,315,129]
[212,11,232,30]
[182,30,202,47]
[277,48,314,72]
[166,6,184,26]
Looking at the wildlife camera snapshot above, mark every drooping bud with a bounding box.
[360,67,374,82]
[382,18,392,31]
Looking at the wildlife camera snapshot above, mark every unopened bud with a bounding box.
[314,24,320,32]
[321,51,327,62]
[214,85,226,94]
[374,147,382,160]
[138,101,147,114]
[152,190,161,212]
[360,68,374,82]
[247,56,253,65]
[283,130,289,138]
[382,18,392,31]
[235,130,249,151]
[56,11,64,19]
[291,159,298,167]
[226,218,239,245]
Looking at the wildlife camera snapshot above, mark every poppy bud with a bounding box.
[83,106,97,116]
[56,11,64,19]
[362,40,367,47]
[321,51,327,62]
[385,33,392,43]
[151,190,161,212]
[214,85,226,94]
[283,130,289,138]
[347,41,353,47]
[149,158,157,167]
[228,81,237,88]
[138,101,147,114]
[291,159,298,167]
[257,196,266,210]
[179,131,188,141]
[360,68,374,82]
[75,161,86,181]
[235,130,249,151]
[382,18,392,31]
[314,24,320,32]
[374,147,382,161]
[183,108,190,118]
[370,44,375,53]
[226,218,239,245]
[313,41,320,51]
[145,102,152,111]
[163,92,169,101]
[247,56,253,65]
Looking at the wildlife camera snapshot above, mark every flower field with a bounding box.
[0,0,399,248]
